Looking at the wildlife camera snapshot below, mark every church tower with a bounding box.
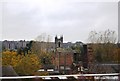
[54,35,63,72]
[55,35,63,49]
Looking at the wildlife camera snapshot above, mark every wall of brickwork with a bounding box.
[53,52,74,71]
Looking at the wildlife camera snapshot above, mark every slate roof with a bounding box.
[89,63,120,73]
[1,66,21,81]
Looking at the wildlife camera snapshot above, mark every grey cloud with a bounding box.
[2,1,118,42]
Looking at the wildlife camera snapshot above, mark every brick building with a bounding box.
[53,36,89,74]
[2,36,93,74]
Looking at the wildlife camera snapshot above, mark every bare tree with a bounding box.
[88,29,117,44]
[31,33,53,65]
[88,29,118,73]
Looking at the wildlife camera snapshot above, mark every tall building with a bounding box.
[2,40,29,51]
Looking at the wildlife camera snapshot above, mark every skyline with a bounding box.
[1,0,118,43]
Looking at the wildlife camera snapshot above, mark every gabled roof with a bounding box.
[1,66,18,76]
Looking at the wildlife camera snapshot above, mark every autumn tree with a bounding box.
[2,51,41,75]
[31,34,53,66]
[88,29,118,63]
[14,54,41,75]
[35,33,52,53]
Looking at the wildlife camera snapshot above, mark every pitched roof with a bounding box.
[1,66,18,76]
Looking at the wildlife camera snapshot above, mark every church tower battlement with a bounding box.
[55,35,63,48]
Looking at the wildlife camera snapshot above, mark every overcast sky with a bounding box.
[1,0,118,43]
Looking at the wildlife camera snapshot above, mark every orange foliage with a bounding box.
[2,51,41,75]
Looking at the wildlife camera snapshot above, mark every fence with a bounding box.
[0,73,119,81]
